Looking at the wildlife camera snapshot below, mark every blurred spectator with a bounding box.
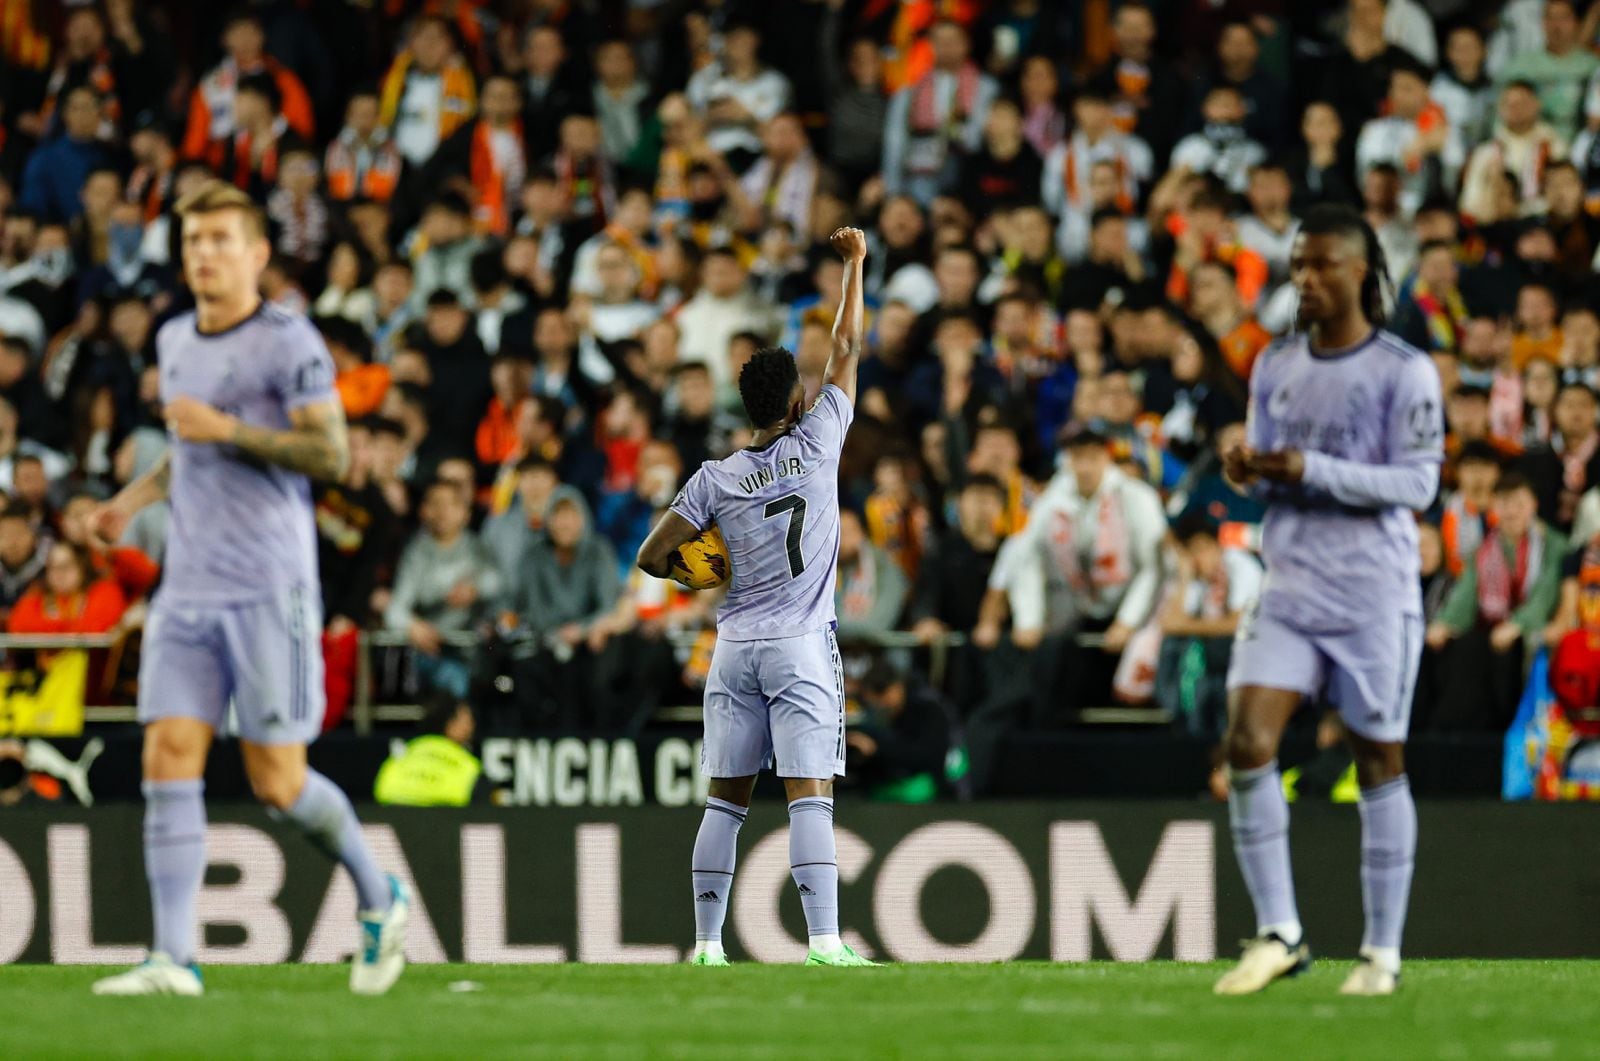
[737,113,820,237]
[1498,0,1597,137]
[597,438,679,568]
[959,98,1043,211]
[324,91,401,205]
[482,456,559,580]
[1042,87,1152,262]
[848,658,957,802]
[424,74,528,239]
[1159,324,1246,464]
[374,696,482,806]
[506,487,624,729]
[1433,25,1496,161]
[1356,57,1461,218]
[385,479,502,700]
[0,503,46,626]
[1440,442,1502,578]
[380,15,477,171]
[1170,84,1267,195]
[1083,1,1182,163]
[1286,100,1359,211]
[1393,241,1470,355]
[316,418,400,729]
[521,25,585,162]
[836,507,909,638]
[592,39,651,168]
[1511,280,1564,369]
[675,249,776,392]
[368,260,416,362]
[181,12,314,163]
[416,289,492,456]
[821,26,888,190]
[1427,471,1565,730]
[6,540,126,635]
[410,195,483,312]
[56,493,158,603]
[551,114,615,232]
[686,21,791,173]
[1235,161,1297,288]
[1318,0,1418,138]
[1519,380,1600,530]
[864,453,929,581]
[1157,515,1262,740]
[266,150,329,267]
[216,74,309,202]
[1201,20,1286,150]
[1460,81,1568,223]
[882,20,998,204]
[1006,426,1167,713]
[19,87,111,224]
[1189,260,1271,380]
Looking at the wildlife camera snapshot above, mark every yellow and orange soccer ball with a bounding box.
[670,525,731,590]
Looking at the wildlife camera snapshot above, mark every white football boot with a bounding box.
[350,875,410,996]
[1339,952,1400,996]
[92,953,204,997]
[1213,933,1312,996]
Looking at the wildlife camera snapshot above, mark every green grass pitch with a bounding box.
[5,961,1597,1059]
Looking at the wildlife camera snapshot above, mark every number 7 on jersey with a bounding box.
[763,494,807,578]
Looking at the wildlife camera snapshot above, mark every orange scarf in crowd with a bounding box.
[871,0,978,93]
[39,46,119,131]
[378,52,477,138]
[1063,139,1133,213]
[325,134,401,203]
[470,119,526,236]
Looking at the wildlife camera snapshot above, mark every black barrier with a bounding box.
[36,729,1508,806]
[0,803,1596,964]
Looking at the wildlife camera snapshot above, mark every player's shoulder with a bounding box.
[252,303,318,342]
[156,311,197,348]
[1369,328,1429,363]
[1256,334,1304,365]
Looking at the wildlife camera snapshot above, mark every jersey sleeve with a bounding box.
[668,466,716,531]
[271,319,339,412]
[798,383,855,457]
[1386,351,1446,468]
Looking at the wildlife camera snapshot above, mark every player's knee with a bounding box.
[1351,742,1406,790]
[247,768,305,811]
[142,725,206,780]
[1223,721,1277,771]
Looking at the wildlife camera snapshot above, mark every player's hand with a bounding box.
[1101,621,1133,654]
[1425,622,1453,650]
[1249,449,1304,485]
[408,619,443,656]
[911,617,948,645]
[165,396,236,444]
[1222,445,1257,488]
[1489,620,1523,654]
[85,501,132,551]
[830,226,868,263]
[445,580,478,611]
[846,730,878,758]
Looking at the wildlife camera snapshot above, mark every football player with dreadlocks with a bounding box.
[1214,204,1444,997]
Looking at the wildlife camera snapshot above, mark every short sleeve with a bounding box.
[1388,353,1445,466]
[273,320,338,412]
[669,466,716,531]
[798,384,854,457]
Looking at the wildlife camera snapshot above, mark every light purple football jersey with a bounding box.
[1247,329,1443,633]
[671,384,854,641]
[157,304,336,605]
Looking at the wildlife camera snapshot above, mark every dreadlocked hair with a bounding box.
[738,346,800,429]
[1296,203,1392,327]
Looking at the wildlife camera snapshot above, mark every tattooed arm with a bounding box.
[166,395,350,481]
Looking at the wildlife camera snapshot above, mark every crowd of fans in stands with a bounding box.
[6,0,1600,792]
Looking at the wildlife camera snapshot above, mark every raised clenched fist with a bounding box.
[829,227,867,263]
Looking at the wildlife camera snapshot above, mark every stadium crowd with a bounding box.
[4,0,1600,795]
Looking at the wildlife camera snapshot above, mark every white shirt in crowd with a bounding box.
[686,63,791,157]
[394,73,445,165]
[1169,130,1267,194]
